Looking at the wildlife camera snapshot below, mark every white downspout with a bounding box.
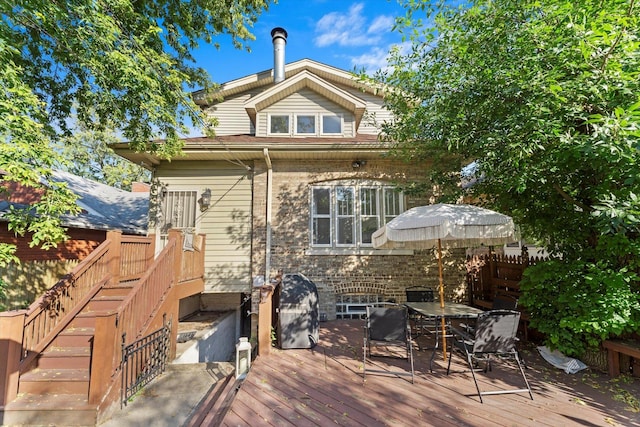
[263,148,273,280]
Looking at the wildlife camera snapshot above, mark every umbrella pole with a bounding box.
[437,239,447,361]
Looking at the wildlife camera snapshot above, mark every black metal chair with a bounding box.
[446,310,533,403]
[491,294,519,310]
[460,293,518,334]
[405,286,435,303]
[363,303,414,383]
[405,286,438,340]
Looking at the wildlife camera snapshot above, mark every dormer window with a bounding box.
[266,112,344,136]
[269,114,289,134]
[296,115,316,134]
[321,114,342,134]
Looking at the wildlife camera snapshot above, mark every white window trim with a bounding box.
[160,189,198,235]
[358,186,380,247]
[320,114,343,136]
[309,181,405,251]
[267,113,291,136]
[335,186,356,247]
[311,186,332,248]
[294,113,316,136]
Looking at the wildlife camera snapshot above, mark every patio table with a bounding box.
[404,301,483,371]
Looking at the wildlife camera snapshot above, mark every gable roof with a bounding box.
[113,58,390,168]
[0,171,149,235]
[193,58,384,106]
[243,70,368,128]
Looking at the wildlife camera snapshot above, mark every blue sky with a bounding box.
[193,0,408,85]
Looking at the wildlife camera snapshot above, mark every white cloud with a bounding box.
[314,3,394,48]
[367,15,394,35]
[350,47,390,72]
[350,41,412,74]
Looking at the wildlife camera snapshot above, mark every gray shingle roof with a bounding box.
[0,171,149,235]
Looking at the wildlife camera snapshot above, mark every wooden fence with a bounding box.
[466,252,548,309]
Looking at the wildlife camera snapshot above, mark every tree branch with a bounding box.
[553,183,592,213]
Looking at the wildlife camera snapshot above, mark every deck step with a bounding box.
[2,393,96,426]
[54,327,95,347]
[18,368,90,395]
[69,313,99,329]
[85,295,126,312]
[37,346,92,370]
[99,284,135,298]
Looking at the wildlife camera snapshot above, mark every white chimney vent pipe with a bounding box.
[271,27,287,83]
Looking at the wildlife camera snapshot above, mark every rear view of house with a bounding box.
[114,28,467,327]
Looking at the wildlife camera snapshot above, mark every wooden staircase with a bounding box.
[0,230,205,426]
[4,286,133,425]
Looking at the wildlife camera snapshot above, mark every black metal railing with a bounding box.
[121,316,172,407]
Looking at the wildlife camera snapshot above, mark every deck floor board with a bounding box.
[218,320,639,427]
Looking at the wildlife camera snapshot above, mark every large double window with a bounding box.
[311,182,403,248]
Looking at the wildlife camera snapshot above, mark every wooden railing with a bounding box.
[119,237,177,344]
[16,232,154,366]
[118,235,155,282]
[21,246,109,359]
[88,229,205,405]
[0,229,203,409]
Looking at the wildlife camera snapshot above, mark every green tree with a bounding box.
[56,123,151,191]
[0,0,272,267]
[373,0,640,355]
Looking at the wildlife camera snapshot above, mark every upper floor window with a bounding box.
[269,114,289,134]
[296,115,316,134]
[321,115,342,134]
[267,113,343,136]
[311,182,404,248]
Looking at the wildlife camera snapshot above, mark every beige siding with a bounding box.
[203,89,262,136]
[155,161,253,294]
[256,88,355,137]
[339,85,392,135]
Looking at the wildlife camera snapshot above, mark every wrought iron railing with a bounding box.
[121,316,172,406]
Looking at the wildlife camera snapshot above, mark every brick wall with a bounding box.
[0,226,105,261]
[251,158,468,320]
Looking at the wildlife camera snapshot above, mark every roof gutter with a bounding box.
[263,148,273,280]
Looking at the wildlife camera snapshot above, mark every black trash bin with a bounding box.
[277,273,319,349]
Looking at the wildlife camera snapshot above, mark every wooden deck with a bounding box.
[219,320,639,427]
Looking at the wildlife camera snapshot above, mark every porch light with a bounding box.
[199,188,212,211]
[235,337,252,379]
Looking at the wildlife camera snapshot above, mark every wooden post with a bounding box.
[0,310,26,406]
[258,286,274,356]
[89,311,118,404]
[146,233,156,270]
[168,229,183,285]
[106,230,122,284]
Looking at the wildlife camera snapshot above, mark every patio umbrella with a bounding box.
[372,203,517,358]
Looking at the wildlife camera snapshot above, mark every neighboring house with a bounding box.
[0,170,149,309]
[113,28,468,320]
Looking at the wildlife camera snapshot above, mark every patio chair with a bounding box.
[492,294,519,310]
[363,303,414,383]
[461,293,518,334]
[446,310,533,403]
[405,286,435,303]
[405,286,438,339]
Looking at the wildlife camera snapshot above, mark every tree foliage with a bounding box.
[55,123,151,191]
[0,0,271,267]
[375,0,640,355]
